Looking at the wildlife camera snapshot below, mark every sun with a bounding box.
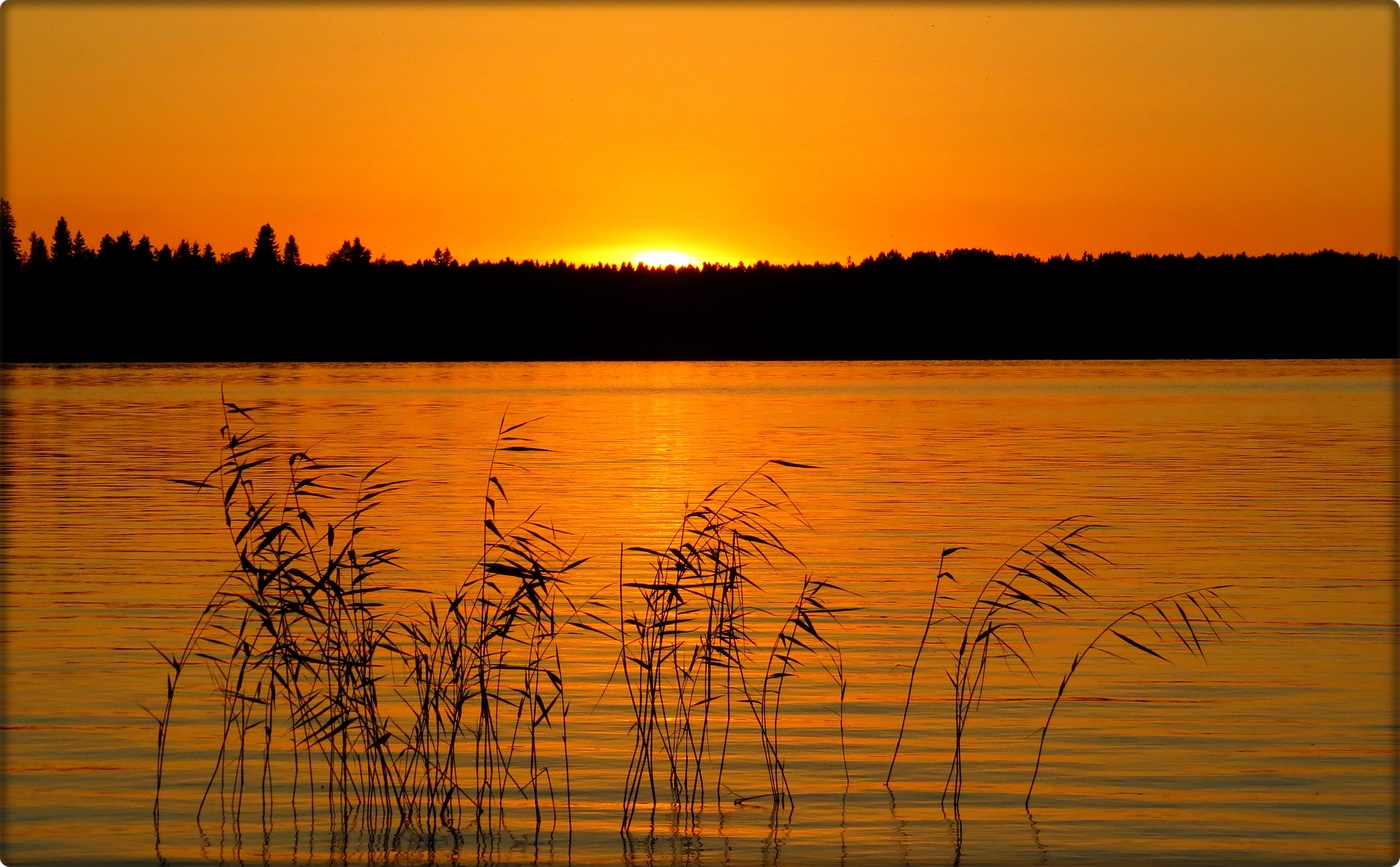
[634,250,698,268]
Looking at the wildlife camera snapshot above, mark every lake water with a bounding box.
[1,360,1395,866]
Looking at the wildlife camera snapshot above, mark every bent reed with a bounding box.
[153,403,1235,856]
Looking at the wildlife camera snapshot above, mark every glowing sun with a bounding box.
[634,250,697,268]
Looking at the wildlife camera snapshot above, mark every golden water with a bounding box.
[1,360,1394,865]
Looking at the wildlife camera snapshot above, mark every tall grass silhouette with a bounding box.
[153,405,582,857]
[155,403,1234,860]
[153,398,406,853]
[1024,585,1236,806]
[884,518,1237,819]
[584,462,853,832]
[383,414,584,849]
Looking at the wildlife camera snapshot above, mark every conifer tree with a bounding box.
[27,232,48,269]
[326,237,371,267]
[1,199,20,277]
[73,231,92,261]
[283,234,301,267]
[252,223,280,268]
[51,216,74,262]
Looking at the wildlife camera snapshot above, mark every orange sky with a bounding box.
[2,2,1394,265]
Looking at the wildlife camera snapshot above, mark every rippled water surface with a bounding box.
[2,360,1395,866]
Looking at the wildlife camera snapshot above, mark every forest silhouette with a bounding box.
[2,202,1395,362]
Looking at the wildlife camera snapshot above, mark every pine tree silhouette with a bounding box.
[1,199,21,279]
[326,237,371,267]
[26,232,49,270]
[253,224,280,268]
[51,217,74,263]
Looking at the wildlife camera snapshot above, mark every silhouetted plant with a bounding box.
[1,199,20,278]
[756,574,853,809]
[252,224,280,269]
[25,232,47,272]
[1025,585,1236,806]
[151,402,1244,863]
[422,247,457,267]
[97,230,138,267]
[884,519,1237,822]
[155,406,582,859]
[886,544,962,785]
[599,461,852,832]
[72,230,94,262]
[327,237,371,267]
[50,216,74,263]
[943,519,1107,812]
[220,247,252,267]
[153,398,405,850]
[384,415,584,847]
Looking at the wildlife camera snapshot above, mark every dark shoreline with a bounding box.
[3,250,1395,362]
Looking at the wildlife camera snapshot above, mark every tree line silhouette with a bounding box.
[2,201,1395,362]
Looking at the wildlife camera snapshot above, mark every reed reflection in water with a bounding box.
[0,360,1394,866]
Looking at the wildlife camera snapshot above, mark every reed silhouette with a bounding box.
[1024,585,1236,807]
[153,405,585,858]
[585,465,852,831]
[154,402,1237,861]
[883,519,1239,821]
[151,397,407,856]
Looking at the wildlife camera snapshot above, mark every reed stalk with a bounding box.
[942,519,1107,812]
[386,414,583,844]
[886,545,962,786]
[157,405,582,855]
[755,574,853,808]
[884,517,1237,823]
[157,397,407,847]
[1024,585,1236,806]
[612,460,840,830]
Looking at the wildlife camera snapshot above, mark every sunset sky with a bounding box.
[2,2,1394,266]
